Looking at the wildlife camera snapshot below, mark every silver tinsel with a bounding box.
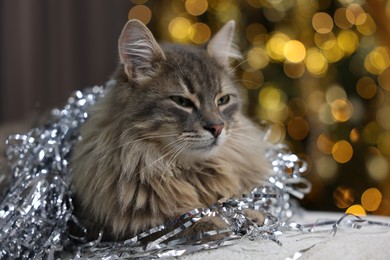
[0,83,311,259]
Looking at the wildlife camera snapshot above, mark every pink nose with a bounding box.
[204,123,224,138]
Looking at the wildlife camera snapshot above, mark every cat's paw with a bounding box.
[242,208,265,226]
[179,215,231,242]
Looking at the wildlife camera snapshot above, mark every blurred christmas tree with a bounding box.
[128,0,390,216]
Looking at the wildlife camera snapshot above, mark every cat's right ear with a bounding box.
[118,20,165,82]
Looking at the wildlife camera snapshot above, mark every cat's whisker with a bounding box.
[227,59,248,75]
[161,136,186,151]
[161,141,190,178]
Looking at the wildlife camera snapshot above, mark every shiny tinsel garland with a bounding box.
[0,83,311,259]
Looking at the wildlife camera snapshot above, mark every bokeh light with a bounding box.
[189,23,211,44]
[332,140,353,163]
[361,188,382,211]
[305,48,328,76]
[283,40,306,63]
[366,155,388,181]
[128,5,152,24]
[333,186,355,208]
[247,47,269,69]
[312,12,334,34]
[356,76,377,99]
[168,17,192,42]
[346,204,366,216]
[185,0,208,16]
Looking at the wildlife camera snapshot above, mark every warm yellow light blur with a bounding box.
[377,106,390,130]
[356,76,377,99]
[334,186,355,209]
[283,62,305,78]
[367,155,389,181]
[317,156,338,180]
[312,12,334,34]
[378,68,390,91]
[346,204,366,216]
[189,23,211,44]
[346,4,365,25]
[283,40,306,63]
[266,32,290,61]
[317,134,334,155]
[361,188,382,212]
[247,47,269,69]
[332,140,353,163]
[377,132,390,156]
[331,99,353,122]
[259,86,285,110]
[365,47,390,74]
[326,85,347,104]
[287,117,309,140]
[185,0,208,16]
[168,17,192,41]
[266,123,286,143]
[362,121,381,145]
[246,23,267,44]
[308,91,325,113]
[305,48,328,76]
[334,8,353,29]
[356,14,376,35]
[128,5,152,25]
[337,30,359,55]
[350,128,360,142]
[323,43,344,63]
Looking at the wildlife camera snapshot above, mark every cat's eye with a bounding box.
[170,96,194,108]
[217,95,230,106]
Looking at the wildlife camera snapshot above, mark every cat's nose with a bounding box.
[204,123,224,138]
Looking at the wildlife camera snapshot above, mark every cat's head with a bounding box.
[116,19,242,159]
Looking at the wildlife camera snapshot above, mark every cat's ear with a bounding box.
[207,20,241,68]
[118,20,165,82]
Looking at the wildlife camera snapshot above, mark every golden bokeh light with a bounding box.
[317,134,334,155]
[356,76,377,99]
[378,68,390,91]
[332,140,353,163]
[266,123,286,143]
[334,8,353,29]
[189,23,211,44]
[333,186,355,209]
[266,32,290,61]
[128,5,152,25]
[361,188,382,212]
[287,117,310,140]
[366,155,389,181]
[247,47,269,69]
[316,155,338,180]
[326,85,347,104]
[283,62,306,78]
[258,85,288,122]
[323,43,344,63]
[365,46,390,74]
[362,121,381,145]
[337,30,359,55]
[319,104,335,125]
[331,99,353,122]
[346,4,365,25]
[241,70,264,89]
[247,0,263,8]
[346,204,366,216]
[308,91,325,113]
[377,106,390,130]
[350,128,360,142]
[283,40,306,63]
[312,12,334,34]
[356,13,376,35]
[246,23,267,44]
[168,17,192,41]
[314,32,336,49]
[377,131,390,156]
[185,0,208,16]
[305,48,328,76]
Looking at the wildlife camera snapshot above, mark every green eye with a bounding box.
[217,95,230,106]
[171,96,194,108]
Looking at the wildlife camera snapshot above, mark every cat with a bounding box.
[70,19,272,241]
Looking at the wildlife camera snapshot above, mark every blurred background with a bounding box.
[1,0,389,216]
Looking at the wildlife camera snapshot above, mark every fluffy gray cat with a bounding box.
[71,19,271,241]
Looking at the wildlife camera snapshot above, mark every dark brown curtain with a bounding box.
[0,0,130,123]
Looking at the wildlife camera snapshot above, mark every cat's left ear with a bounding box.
[118,20,166,82]
[207,20,241,68]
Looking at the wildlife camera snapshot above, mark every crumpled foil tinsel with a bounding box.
[0,83,312,259]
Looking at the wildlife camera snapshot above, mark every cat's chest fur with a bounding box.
[70,19,271,240]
